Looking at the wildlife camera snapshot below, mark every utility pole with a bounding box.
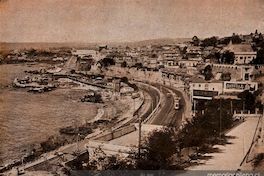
[138,113,142,159]
[260,104,264,146]
[230,100,233,114]
[220,98,222,138]
[193,99,196,117]
[151,98,153,112]
[133,98,135,113]
[243,99,245,113]
[76,133,80,155]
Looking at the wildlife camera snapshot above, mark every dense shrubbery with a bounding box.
[136,128,181,169]
[74,127,182,170]
[252,49,264,64]
[121,76,139,91]
[121,61,127,67]
[178,99,234,149]
[253,153,264,167]
[27,49,56,58]
[100,57,115,67]
[201,65,214,80]
[69,94,263,170]
[201,36,218,47]
[221,50,235,64]
[81,93,103,103]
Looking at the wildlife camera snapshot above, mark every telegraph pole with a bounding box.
[193,99,196,116]
[243,99,245,113]
[76,133,80,155]
[230,100,233,114]
[138,113,142,159]
[220,98,222,138]
[260,104,264,146]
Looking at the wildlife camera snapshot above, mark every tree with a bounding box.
[231,35,242,44]
[136,128,180,169]
[27,48,37,57]
[201,36,218,47]
[238,90,256,112]
[204,52,221,63]
[219,37,232,45]
[192,36,200,46]
[178,99,234,149]
[121,61,127,67]
[82,128,181,170]
[134,62,143,69]
[252,49,264,64]
[120,76,128,83]
[100,57,115,67]
[221,50,235,64]
[253,153,264,168]
[85,147,134,170]
[180,46,188,55]
[120,76,138,91]
[203,65,214,80]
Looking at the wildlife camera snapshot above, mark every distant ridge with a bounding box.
[0,42,98,51]
[108,38,190,47]
[0,38,190,51]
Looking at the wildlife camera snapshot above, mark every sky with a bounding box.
[0,0,264,43]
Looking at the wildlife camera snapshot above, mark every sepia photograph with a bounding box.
[0,0,264,175]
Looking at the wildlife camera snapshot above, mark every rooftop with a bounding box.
[225,43,255,53]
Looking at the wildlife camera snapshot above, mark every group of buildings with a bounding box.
[2,31,264,108]
[71,33,262,103]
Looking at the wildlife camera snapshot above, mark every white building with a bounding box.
[234,52,256,65]
[178,59,200,68]
[211,64,255,81]
[225,42,257,65]
[189,79,258,101]
[223,81,258,93]
[189,79,223,101]
[157,55,178,68]
[186,46,202,58]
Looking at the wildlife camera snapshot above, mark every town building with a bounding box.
[223,81,258,93]
[189,78,259,102]
[178,59,200,68]
[224,42,257,65]
[211,64,255,81]
[161,68,190,84]
[186,46,202,58]
[189,79,223,101]
[72,49,98,59]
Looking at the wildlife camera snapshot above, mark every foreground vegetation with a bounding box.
[66,89,263,172]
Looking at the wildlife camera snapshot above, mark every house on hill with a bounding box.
[224,41,256,65]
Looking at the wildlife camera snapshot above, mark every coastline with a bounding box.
[0,63,98,164]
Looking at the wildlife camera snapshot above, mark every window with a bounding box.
[245,73,249,81]
[204,84,208,90]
